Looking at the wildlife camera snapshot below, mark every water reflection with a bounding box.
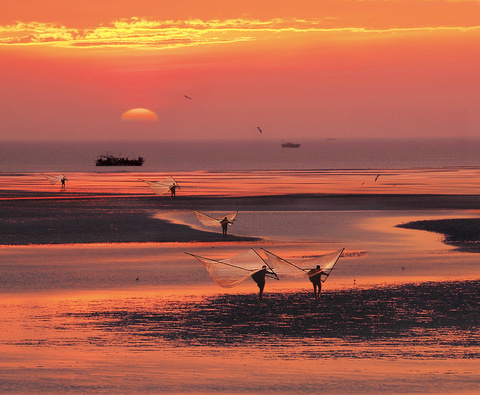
[3,167,480,197]
[9,280,475,360]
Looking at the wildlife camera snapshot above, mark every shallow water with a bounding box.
[1,207,479,294]
[3,281,480,357]
[2,167,480,196]
[1,281,479,393]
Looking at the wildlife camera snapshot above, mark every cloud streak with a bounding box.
[1,18,480,51]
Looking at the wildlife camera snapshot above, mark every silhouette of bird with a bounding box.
[375,174,380,182]
[184,95,192,100]
[257,127,262,133]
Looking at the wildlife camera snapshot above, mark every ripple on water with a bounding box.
[44,280,480,359]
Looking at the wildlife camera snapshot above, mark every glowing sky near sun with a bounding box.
[1,0,480,141]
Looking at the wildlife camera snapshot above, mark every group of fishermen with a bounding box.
[56,176,325,300]
[251,264,326,300]
[179,182,325,299]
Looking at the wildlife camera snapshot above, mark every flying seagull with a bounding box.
[257,127,262,133]
[375,174,380,182]
[184,95,192,100]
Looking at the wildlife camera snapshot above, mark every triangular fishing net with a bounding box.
[141,176,178,195]
[193,211,238,228]
[262,248,344,282]
[186,249,272,288]
[42,174,66,185]
[262,249,308,279]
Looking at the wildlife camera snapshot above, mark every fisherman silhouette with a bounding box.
[251,265,275,300]
[169,183,179,199]
[220,216,231,238]
[60,176,67,190]
[307,265,326,299]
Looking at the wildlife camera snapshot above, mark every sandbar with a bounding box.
[2,193,480,246]
[398,218,480,252]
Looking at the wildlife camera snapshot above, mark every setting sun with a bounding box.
[121,108,158,121]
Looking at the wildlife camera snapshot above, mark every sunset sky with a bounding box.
[1,0,480,141]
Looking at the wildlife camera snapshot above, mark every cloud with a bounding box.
[0,19,259,49]
[1,17,479,51]
[0,22,79,44]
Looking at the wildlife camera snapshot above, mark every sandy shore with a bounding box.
[2,192,480,246]
[398,218,480,252]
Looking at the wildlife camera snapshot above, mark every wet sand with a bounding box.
[1,281,479,393]
[2,193,480,246]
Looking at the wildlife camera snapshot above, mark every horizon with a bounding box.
[3,135,480,143]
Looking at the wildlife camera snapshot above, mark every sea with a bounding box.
[1,137,480,173]
[1,137,480,393]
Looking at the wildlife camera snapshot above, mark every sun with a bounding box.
[121,108,158,121]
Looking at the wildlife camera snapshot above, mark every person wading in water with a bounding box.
[251,265,277,300]
[220,217,232,238]
[307,265,326,299]
[169,183,180,199]
[60,175,67,191]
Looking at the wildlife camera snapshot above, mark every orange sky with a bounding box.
[1,0,480,140]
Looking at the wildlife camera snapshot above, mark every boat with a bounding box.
[281,142,301,148]
[95,154,144,166]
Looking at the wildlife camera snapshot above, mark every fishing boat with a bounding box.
[281,142,301,148]
[95,154,144,166]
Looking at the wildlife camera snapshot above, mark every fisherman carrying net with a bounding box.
[220,217,232,238]
[193,211,238,237]
[169,182,180,199]
[308,265,326,299]
[42,174,68,191]
[251,265,277,301]
[60,175,67,190]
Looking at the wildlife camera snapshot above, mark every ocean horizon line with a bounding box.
[2,136,480,143]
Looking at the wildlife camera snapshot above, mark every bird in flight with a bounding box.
[257,127,262,133]
[375,174,380,182]
[184,95,192,100]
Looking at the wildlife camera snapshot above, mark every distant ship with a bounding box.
[95,154,144,166]
[281,142,301,148]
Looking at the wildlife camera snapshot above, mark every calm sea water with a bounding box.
[2,138,480,173]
